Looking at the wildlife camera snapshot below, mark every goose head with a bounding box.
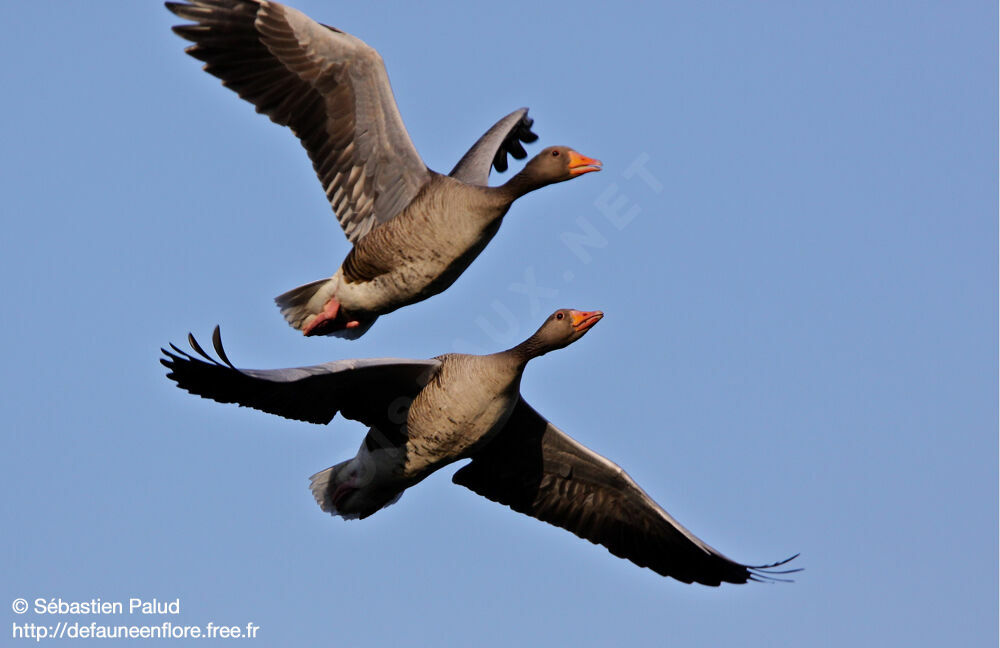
[514,308,604,359]
[506,147,602,195]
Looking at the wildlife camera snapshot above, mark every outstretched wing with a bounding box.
[167,0,431,242]
[161,326,440,429]
[448,108,539,186]
[453,399,799,586]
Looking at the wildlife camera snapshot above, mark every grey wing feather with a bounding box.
[453,399,800,586]
[449,108,539,186]
[166,0,431,243]
[161,326,441,427]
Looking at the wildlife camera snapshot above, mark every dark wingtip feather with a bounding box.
[752,552,801,570]
[490,108,540,174]
[519,128,538,145]
[746,553,802,583]
[171,25,208,43]
[186,331,213,362]
[211,325,237,368]
[516,111,538,144]
[161,344,194,370]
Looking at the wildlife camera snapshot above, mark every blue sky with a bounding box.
[2,1,996,646]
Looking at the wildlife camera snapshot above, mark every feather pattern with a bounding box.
[160,325,440,427]
[453,399,801,586]
[167,2,602,339]
[161,315,798,584]
[449,108,539,185]
[166,0,430,242]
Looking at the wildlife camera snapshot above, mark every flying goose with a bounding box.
[166,0,602,339]
[161,312,799,585]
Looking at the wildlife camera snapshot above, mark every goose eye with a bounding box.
[555,312,564,320]
[551,150,560,157]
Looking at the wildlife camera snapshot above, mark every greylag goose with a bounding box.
[161,311,799,585]
[166,0,602,339]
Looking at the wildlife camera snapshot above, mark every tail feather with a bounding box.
[309,455,405,520]
[274,278,379,339]
[275,278,336,333]
[309,460,360,520]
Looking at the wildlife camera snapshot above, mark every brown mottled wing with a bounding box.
[161,327,440,430]
[448,108,539,186]
[453,399,799,585]
[166,0,431,242]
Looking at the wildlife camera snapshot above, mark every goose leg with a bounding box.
[302,298,341,336]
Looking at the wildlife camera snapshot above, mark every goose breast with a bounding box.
[333,175,510,313]
[401,354,523,477]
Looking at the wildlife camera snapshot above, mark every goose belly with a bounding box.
[336,210,503,313]
[401,378,519,478]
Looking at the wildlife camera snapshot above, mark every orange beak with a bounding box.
[569,310,604,332]
[567,151,603,176]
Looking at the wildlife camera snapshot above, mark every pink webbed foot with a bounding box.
[302,298,341,337]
